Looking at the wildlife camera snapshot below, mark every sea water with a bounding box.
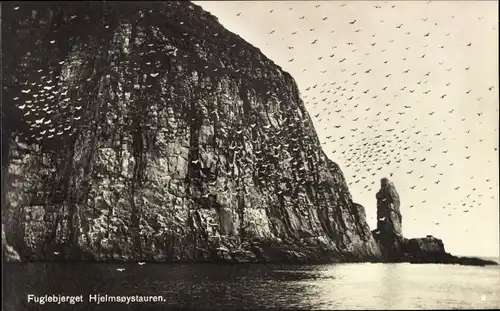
[3,261,499,310]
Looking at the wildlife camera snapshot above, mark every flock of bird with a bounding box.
[13,77,83,143]
[203,0,498,243]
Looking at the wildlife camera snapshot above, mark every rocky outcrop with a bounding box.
[400,236,498,266]
[403,236,445,254]
[371,178,404,261]
[2,1,381,263]
[372,179,497,266]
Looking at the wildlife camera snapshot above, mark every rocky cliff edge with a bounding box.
[2,1,381,263]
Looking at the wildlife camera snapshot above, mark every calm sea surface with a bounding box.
[3,261,500,310]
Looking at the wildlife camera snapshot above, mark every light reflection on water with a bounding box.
[3,262,499,310]
[291,263,500,309]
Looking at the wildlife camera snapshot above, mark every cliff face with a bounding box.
[2,1,381,262]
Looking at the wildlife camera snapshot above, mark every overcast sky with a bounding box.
[194,0,499,257]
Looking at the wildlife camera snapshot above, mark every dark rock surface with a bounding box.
[1,1,381,263]
[403,236,445,254]
[2,225,22,262]
[371,178,404,261]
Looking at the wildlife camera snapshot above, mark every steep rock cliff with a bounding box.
[2,1,381,262]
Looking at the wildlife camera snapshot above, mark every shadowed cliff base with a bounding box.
[0,1,495,266]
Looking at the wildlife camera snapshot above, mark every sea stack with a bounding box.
[372,177,497,266]
[372,178,405,261]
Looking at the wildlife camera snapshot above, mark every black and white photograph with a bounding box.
[1,1,499,310]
